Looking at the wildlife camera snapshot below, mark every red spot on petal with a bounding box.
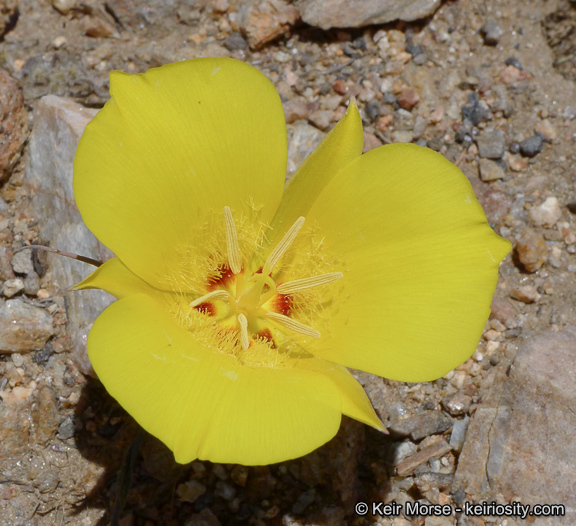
[194,302,216,316]
[257,328,276,348]
[272,294,292,316]
[208,264,236,291]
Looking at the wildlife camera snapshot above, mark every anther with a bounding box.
[266,311,321,339]
[224,206,242,275]
[277,272,343,294]
[190,289,230,308]
[237,313,250,350]
[263,216,305,275]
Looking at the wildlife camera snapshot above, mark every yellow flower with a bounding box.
[73,58,510,466]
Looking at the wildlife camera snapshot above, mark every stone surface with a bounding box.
[0,0,16,36]
[286,122,325,175]
[0,299,54,352]
[389,411,453,441]
[479,158,505,181]
[529,196,562,228]
[396,437,452,476]
[25,95,114,374]
[297,0,441,30]
[454,327,576,524]
[516,229,548,272]
[0,69,28,181]
[238,0,300,49]
[476,130,506,159]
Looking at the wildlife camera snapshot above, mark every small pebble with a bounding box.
[481,18,504,45]
[529,197,562,228]
[176,480,206,503]
[509,285,540,304]
[505,56,523,70]
[516,229,548,272]
[479,158,505,181]
[3,278,24,298]
[519,133,544,157]
[477,130,506,159]
[397,87,420,110]
[224,33,248,51]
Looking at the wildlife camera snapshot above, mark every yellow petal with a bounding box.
[88,294,343,465]
[73,257,164,300]
[267,101,363,245]
[295,355,384,431]
[74,58,286,290]
[305,144,511,382]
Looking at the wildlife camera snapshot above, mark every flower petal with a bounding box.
[74,257,164,300]
[294,356,384,431]
[267,101,363,244]
[88,293,344,465]
[305,144,511,382]
[74,58,286,289]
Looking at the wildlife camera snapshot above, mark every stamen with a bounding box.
[266,311,321,339]
[224,206,242,274]
[277,272,343,294]
[190,289,230,308]
[237,313,250,350]
[263,217,305,275]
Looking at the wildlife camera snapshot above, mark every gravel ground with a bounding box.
[1,0,576,525]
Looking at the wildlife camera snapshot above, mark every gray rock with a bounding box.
[286,122,326,176]
[297,0,441,29]
[24,96,114,375]
[454,327,576,524]
[479,158,505,181]
[11,250,35,275]
[449,416,469,452]
[56,414,76,440]
[519,133,544,157]
[481,18,504,45]
[477,130,506,159]
[0,299,54,352]
[224,32,248,51]
[389,411,453,441]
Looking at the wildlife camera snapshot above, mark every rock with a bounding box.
[24,96,115,372]
[479,159,505,181]
[481,18,504,45]
[223,32,248,51]
[297,0,441,30]
[476,187,512,226]
[283,98,309,123]
[397,87,420,110]
[489,292,518,326]
[0,299,54,352]
[238,0,300,50]
[177,480,207,503]
[308,109,333,131]
[396,437,452,477]
[535,119,557,141]
[389,411,453,441]
[505,56,523,70]
[516,229,548,272]
[509,285,540,304]
[29,385,59,444]
[52,0,76,15]
[0,0,17,37]
[461,100,490,126]
[286,122,325,175]
[56,414,76,440]
[362,131,382,152]
[11,250,35,275]
[441,392,472,416]
[365,100,380,121]
[2,278,24,298]
[453,328,576,524]
[449,417,469,452]
[388,440,418,466]
[519,133,544,157]
[0,70,28,181]
[476,130,506,159]
[529,197,562,228]
[499,65,531,84]
[0,246,14,280]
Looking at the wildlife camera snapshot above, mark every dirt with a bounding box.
[0,0,575,525]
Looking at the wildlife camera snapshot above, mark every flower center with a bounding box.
[188,206,343,351]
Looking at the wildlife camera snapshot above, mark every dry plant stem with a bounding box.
[14,245,103,267]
